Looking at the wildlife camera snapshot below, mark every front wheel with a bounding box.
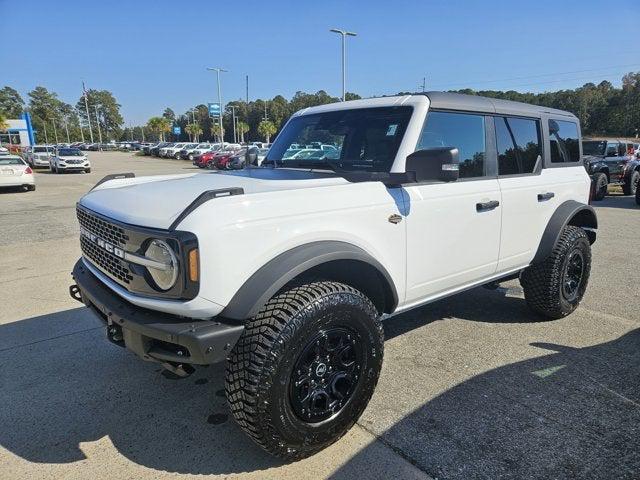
[521,225,591,319]
[623,170,640,196]
[225,281,384,460]
[591,172,607,201]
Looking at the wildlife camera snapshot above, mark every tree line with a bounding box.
[1,71,638,145]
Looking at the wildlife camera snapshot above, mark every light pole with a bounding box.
[206,67,227,143]
[330,28,357,101]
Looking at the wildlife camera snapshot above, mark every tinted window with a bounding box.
[267,107,412,172]
[550,120,580,163]
[496,117,541,175]
[417,111,486,178]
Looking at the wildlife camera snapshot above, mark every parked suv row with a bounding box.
[583,138,640,200]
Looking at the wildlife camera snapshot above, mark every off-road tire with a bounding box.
[636,182,640,206]
[622,170,640,196]
[26,185,35,191]
[521,225,591,319]
[591,172,607,201]
[225,281,384,460]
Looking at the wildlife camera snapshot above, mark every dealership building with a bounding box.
[0,113,35,147]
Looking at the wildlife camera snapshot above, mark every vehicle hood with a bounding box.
[79,168,349,229]
[582,155,604,163]
[59,155,87,160]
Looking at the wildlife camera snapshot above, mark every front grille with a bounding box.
[66,159,84,164]
[80,236,133,285]
[77,207,129,247]
[77,207,133,287]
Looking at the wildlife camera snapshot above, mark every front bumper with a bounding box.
[71,259,244,366]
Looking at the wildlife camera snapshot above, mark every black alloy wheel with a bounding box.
[289,327,363,423]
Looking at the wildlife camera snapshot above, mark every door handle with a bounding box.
[537,192,555,201]
[476,200,500,212]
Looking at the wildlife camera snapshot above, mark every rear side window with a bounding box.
[550,120,580,163]
[417,111,486,178]
[496,117,542,175]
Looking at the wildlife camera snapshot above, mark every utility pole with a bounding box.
[190,109,197,141]
[43,123,48,144]
[52,120,59,144]
[77,109,85,142]
[82,81,94,143]
[421,77,426,92]
[64,122,70,143]
[94,105,103,146]
[141,126,145,142]
[206,67,227,143]
[330,28,357,101]
[263,101,268,121]
[130,124,134,141]
[227,106,237,143]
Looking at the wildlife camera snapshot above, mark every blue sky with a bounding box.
[3,0,639,124]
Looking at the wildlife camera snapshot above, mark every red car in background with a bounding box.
[208,150,240,170]
[193,151,216,168]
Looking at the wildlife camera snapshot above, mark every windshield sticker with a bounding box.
[386,124,398,136]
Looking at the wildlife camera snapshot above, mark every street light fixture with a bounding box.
[206,67,227,143]
[329,28,357,102]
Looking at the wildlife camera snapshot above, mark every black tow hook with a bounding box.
[161,362,195,378]
[69,284,83,303]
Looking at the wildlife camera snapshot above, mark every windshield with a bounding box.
[33,146,52,153]
[0,157,24,165]
[58,148,82,156]
[185,144,198,149]
[582,141,606,156]
[266,106,412,171]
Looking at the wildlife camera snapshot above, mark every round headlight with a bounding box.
[145,239,178,291]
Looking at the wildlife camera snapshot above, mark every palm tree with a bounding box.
[236,121,249,143]
[0,113,8,146]
[185,123,203,142]
[210,124,224,143]
[258,120,277,143]
[147,116,171,141]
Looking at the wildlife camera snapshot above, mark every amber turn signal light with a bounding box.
[188,248,199,282]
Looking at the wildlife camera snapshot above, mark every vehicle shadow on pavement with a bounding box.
[593,195,639,210]
[334,288,640,480]
[0,308,282,475]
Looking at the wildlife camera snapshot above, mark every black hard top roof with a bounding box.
[424,91,577,120]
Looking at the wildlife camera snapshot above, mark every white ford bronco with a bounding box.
[70,92,597,459]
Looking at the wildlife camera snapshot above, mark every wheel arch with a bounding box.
[532,200,597,265]
[220,241,399,320]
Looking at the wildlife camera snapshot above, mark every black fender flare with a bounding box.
[531,200,597,264]
[221,241,399,320]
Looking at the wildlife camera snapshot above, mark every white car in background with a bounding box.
[183,143,213,161]
[0,154,35,191]
[50,147,91,174]
[161,143,187,158]
[27,145,55,168]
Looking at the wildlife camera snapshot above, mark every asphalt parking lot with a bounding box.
[0,152,638,480]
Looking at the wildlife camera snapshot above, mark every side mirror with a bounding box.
[245,147,259,165]
[405,147,460,183]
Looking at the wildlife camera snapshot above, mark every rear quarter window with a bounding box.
[549,120,580,163]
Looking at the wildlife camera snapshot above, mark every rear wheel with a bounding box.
[26,184,35,191]
[521,225,591,319]
[225,281,384,460]
[591,172,607,201]
[636,182,640,206]
[623,170,640,196]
